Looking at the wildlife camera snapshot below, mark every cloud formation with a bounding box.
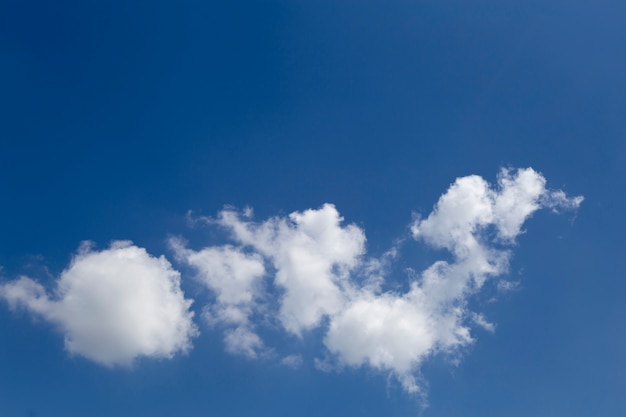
[0,241,197,366]
[0,167,582,397]
[173,203,366,357]
[170,240,267,358]
[326,168,582,393]
[182,167,582,394]
[216,203,366,336]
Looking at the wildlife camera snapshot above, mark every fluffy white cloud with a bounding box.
[177,203,366,358]
[0,241,198,366]
[170,240,267,358]
[324,168,582,393]
[172,168,580,395]
[0,167,581,397]
[324,289,462,394]
[223,327,264,359]
[216,203,366,335]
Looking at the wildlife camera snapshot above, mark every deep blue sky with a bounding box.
[1,1,625,416]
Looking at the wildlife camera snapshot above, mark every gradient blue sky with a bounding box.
[1,1,624,416]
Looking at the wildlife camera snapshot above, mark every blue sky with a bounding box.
[0,1,624,416]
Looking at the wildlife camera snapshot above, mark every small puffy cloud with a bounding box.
[493,168,548,240]
[326,293,435,375]
[223,327,264,359]
[217,203,366,335]
[170,241,265,324]
[413,168,583,246]
[170,239,267,358]
[0,241,198,366]
[323,274,473,394]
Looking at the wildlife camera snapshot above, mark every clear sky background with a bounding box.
[0,1,624,416]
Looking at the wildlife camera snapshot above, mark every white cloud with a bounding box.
[324,290,463,394]
[0,241,198,366]
[172,168,580,396]
[223,327,264,359]
[471,313,496,332]
[321,168,582,393]
[1,167,580,398]
[281,354,303,369]
[323,268,475,394]
[170,239,267,358]
[216,203,366,335]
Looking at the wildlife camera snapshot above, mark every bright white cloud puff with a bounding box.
[215,203,366,335]
[0,241,198,366]
[170,240,267,358]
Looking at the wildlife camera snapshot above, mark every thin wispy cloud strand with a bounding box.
[0,241,198,366]
[0,167,582,398]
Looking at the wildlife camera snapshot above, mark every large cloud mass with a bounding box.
[179,167,582,394]
[324,168,583,393]
[0,167,583,397]
[173,203,366,358]
[0,241,198,366]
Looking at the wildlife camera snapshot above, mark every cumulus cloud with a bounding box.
[170,239,267,358]
[174,203,366,358]
[216,203,366,335]
[324,290,461,394]
[182,167,581,396]
[223,327,264,359]
[0,241,198,366]
[0,167,582,398]
[324,168,582,393]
